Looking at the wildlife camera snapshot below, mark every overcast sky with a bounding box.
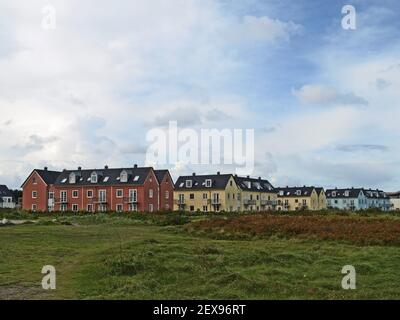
[1,0,400,190]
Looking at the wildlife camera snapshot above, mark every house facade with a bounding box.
[364,189,391,211]
[315,187,327,210]
[0,185,16,209]
[233,176,277,212]
[154,170,174,211]
[387,191,400,211]
[22,165,173,212]
[326,188,368,210]
[275,186,321,211]
[174,173,277,213]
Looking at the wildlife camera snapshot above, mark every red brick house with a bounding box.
[22,165,174,212]
[21,167,61,212]
[154,169,174,211]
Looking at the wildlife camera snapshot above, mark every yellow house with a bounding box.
[315,187,327,210]
[174,173,240,212]
[233,175,277,211]
[276,186,320,211]
[173,173,277,213]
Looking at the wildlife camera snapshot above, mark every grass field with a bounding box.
[1,210,400,300]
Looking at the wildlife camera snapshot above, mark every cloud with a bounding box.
[11,134,59,156]
[376,78,391,90]
[292,85,368,106]
[336,144,389,153]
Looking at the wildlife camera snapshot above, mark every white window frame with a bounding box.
[149,189,153,198]
[116,204,123,212]
[32,204,37,211]
[72,204,79,212]
[116,189,123,198]
[87,204,93,212]
[129,189,137,202]
[165,191,169,199]
[69,172,76,184]
[72,190,79,198]
[32,191,37,199]
[90,172,98,183]
[205,179,212,188]
[186,180,192,188]
[87,190,93,198]
[149,204,154,212]
[98,190,106,203]
[60,191,67,203]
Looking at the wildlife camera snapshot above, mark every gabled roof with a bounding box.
[315,187,325,195]
[387,191,400,199]
[233,176,274,193]
[326,188,364,199]
[276,186,316,197]
[174,174,233,190]
[154,170,169,184]
[54,166,153,186]
[0,185,13,198]
[21,169,62,188]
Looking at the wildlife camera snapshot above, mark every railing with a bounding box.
[261,200,277,206]
[243,199,256,205]
[54,198,68,204]
[123,197,138,203]
[174,199,185,205]
[92,197,107,204]
[209,199,221,205]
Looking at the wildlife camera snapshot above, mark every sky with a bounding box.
[1,0,400,190]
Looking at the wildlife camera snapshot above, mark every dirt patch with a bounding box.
[0,284,50,300]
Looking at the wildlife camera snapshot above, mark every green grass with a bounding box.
[1,212,400,299]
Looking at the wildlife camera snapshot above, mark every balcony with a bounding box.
[208,199,221,205]
[93,197,107,204]
[54,198,68,204]
[174,199,185,205]
[243,199,256,205]
[124,197,138,204]
[261,200,277,206]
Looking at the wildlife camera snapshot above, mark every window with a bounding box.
[129,189,137,202]
[98,204,107,212]
[203,193,207,199]
[72,190,78,198]
[61,204,67,212]
[302,199,307,206]
[120,170,128,183]
[116,204,123,212]
[90,172,98,183]
[149,204,154,212]
[296,190,301,196]
[32,204,37,211]
[228,193,230,199]
[230,181,233,186]
[186,180,192,188]
[295,199,299,203]
[165,191,169,199]
[205,179,212,188]
[32,177,37,184]
[32,191,37,199]
[72,204,79,212]
[48,192,54,199]
[256,195,259,200]
[165,204,170,210]
[87,204,93,212]
[129,203,137,212]
[190,205,195,212]
[178,194,185,203]
[60,191,67,203]
[116,189,123,198]
[69,173,76,184]
[203,206,208,212]
[98,190,106,203]
[87,190,93,198]
[149,189,153,198]
[190,193,194,199]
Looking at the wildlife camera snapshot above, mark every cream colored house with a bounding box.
[315,187,327,210]
[174,173,241,212]
[276,186,320,211]
[387,191,400,211]
[233,175,277,212]
[173,173,277,213]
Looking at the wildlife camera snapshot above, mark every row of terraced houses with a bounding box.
[19,165,397,213]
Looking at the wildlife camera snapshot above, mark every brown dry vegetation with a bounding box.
[185,214,400,245]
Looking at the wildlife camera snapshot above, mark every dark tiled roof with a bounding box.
[154,170,169,184]
[234,176,275,193]
[54,167,153,186]
[276,186,316,197]
[387,191,400,198]
[175,174,233,190]
[315,187,324,195]
[35,169,62,185]
[0,185,13,198]
[363,189,388,199]
[326,188,364,198]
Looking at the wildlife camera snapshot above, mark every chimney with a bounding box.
[192,173,196,176]
[134,164,138,168]
[258,177,261,180]
[104,165,109,169]
[217,171,220,175]
[78,166,82,171]
[247,175,250,178]
[44,167,48,171]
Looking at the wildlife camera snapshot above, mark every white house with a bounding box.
[326,188,368,210]
[387,191,400,211]
[0,185,16,209]
[364,189,391,211]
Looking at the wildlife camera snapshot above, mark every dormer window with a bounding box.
[344,190,350,197]
[120,170,128,183]
[90,172,98,183]
[205,179,212,187]
[279,190,284,196]
[186,180,192,188]
[296,190,301,196]
[332,191,337,197]
[69,172,76,184]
